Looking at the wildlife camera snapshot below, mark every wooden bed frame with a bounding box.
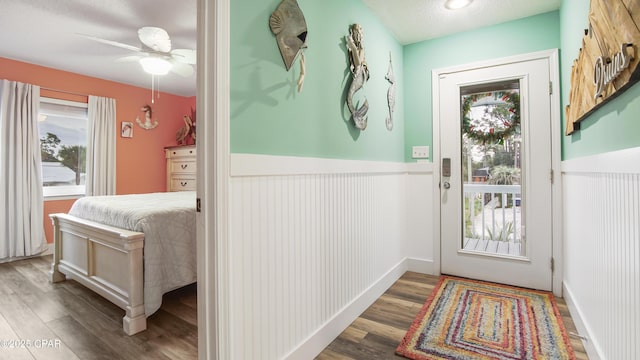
[49,213,147,335]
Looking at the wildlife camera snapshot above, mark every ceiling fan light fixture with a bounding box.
[444,0,473,10]
[139,57,172,75]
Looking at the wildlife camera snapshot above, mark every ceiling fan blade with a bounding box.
[77,33,143,52]
[169,61,194,77]
[138,27,172,53]
[115,55,144,63]
[170,49,197,64]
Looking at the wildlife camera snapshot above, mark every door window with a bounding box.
[460,82,524,257]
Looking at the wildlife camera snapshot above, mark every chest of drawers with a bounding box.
[165,145,196,192]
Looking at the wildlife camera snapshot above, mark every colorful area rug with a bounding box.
[396,276,575,360]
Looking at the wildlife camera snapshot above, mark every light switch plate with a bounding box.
[412,146,430,159]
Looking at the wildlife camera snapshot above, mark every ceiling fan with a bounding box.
[80,26,196,77]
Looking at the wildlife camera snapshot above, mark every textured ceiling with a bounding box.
[362,0,561,45]
[0,1,560,97]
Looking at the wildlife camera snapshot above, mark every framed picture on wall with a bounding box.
[121,121,133,138]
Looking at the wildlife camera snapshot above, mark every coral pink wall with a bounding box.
[42,200,77,243]
[0,57,196,243]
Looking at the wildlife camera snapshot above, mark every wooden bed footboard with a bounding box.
[49,213,147,335]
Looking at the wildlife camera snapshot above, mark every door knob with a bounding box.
[443,181,451,189]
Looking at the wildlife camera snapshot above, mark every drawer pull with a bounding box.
[180,181,188,187]
[181,164,188,169]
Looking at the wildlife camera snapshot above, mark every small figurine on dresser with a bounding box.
[176,107,196,146]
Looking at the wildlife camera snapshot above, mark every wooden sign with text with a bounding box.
[565,0,640,135]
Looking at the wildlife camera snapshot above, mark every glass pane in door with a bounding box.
[460,81,524,257]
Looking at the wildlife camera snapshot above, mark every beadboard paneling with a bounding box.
[562,147,640,360]
[228,155,428,359]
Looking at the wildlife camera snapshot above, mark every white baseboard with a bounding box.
[563,283,602,360]
[283,258,409,360]
[406,258,436,275]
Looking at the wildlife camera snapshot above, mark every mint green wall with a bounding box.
[560,0,640,160]
[230,0,404,161]
[403,11,560,162]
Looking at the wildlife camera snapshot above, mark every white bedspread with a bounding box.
[69,191,197,317]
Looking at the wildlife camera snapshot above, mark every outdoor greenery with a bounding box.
[40,132,87,185]
[488,165,520,185]
[486,221,515,242]
[40,132,61,162]
[488,165,520,207]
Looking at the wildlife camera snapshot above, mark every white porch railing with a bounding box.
[463,183,522,255]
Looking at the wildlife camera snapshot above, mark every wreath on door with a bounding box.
[461,91,520,145]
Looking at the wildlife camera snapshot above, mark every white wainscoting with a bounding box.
[406,163,435,274]
[562,147,640,360]
[228,154,433,360]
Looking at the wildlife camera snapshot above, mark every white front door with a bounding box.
[437,55,553,291]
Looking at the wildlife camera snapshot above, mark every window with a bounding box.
[38,98,88,198]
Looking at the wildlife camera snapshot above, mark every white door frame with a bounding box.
[197,0,231,359]
[431,49,563,296]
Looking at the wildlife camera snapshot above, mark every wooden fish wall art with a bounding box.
[269,0,308,92]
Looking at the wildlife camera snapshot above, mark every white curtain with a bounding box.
[86,96,116,196]
[0,80,46,260]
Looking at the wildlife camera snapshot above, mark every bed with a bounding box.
[49,191,197,335]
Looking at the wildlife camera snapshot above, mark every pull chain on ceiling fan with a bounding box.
[79,26,196,102]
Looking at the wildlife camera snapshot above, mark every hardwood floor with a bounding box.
[317,272,589,360]
[0,255,197,360]
[0,257,587,360]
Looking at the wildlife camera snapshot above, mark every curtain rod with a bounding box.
[40,87,89,98]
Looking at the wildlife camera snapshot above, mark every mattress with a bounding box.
[69,191,197,316]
